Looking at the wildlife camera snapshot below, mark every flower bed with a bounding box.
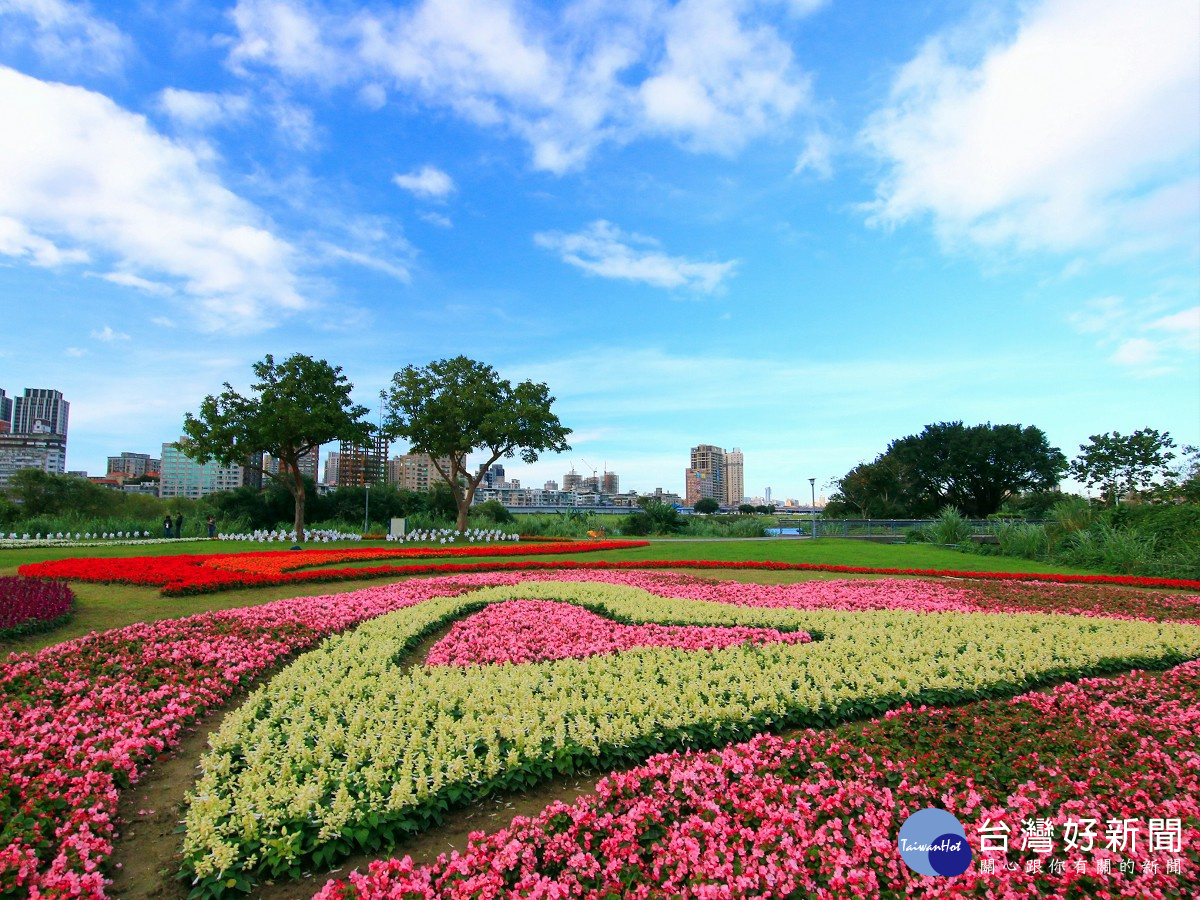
[425,598,812,666]
[3,570,1197,898]
[16,541,649,595]
[0,578,494,898]
[0,576,74,639]
[179,579,1200,893]
[317,661,1200,899]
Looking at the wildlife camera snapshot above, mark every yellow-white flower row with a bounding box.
[181,581,1200,887]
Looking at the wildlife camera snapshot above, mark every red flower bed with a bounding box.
[16,541,649,596]
[19,552,1199,598]
[0,576,74,637]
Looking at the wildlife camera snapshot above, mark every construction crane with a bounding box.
[579,459,599,491]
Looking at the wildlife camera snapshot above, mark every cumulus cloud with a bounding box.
[393,165,456,200]
[0,0,130,74]
[861,0,1200,256]
[0,66,306,332]
[225,0,816,172]
[534,220,737,293]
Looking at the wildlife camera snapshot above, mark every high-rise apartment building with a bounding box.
[724,448,744,507]
[159,441,245,498]
[562,468,583,491]
[685,444,725,506]
[0,387,69,486]
[262,448,320,482]
[386,453,453,491]
[12,388,69,437]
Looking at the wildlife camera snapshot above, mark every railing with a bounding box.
[770,517,1047,538]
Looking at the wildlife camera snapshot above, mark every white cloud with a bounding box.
[226,0,814,172]
[101,271,175,296]
[158,88,252,130]
[534,220,737,293]
[393,165,456,200]
[0,66,306,332]
[1070,296,1198,374]
[65,346,87,357]
[419,211,453,228]
[90,324,129,342]
[0,0,130,74]
[793,129,832,178]
[862,0,1200,256]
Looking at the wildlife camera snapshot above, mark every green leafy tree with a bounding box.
[737,503,756,515]
[181,353,371,542]
[830,422,1066,518]
[887,422,1066,517]
[693,497,720,514]
[1069,428,1178,506]
[827,455,908,518]
[383,357,572,531]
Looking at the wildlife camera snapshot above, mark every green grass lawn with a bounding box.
[0,536,1112,657]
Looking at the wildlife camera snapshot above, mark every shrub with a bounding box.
[924,506,973,545]
[995,522,1047,559]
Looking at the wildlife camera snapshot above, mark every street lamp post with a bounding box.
[808,477,817,540]
[364,483,371,535]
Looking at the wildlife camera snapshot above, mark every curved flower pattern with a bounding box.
[425,599,811,666]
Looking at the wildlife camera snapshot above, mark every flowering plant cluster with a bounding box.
[0,576,74,638]
[388,528,520,543]
[425,598,812,666]
[216,528,363,542]
[317,661,1200,899]
[0,577,494,898]
[17,541,649,595]
[180,578,1200,893]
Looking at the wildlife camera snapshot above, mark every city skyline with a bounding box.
[0,1,1196,499]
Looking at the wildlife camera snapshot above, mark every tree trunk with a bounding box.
[292,476,306,544]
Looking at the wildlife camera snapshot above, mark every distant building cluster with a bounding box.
[685,444,745,508]
[0,387,69,488]
[0,386,794,511]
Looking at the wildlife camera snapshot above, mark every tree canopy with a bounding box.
[827,422,1067,518]
[1069,428,1178,506]
[181,353,371,541]
[383,356,572,531]
[693,497,720,514]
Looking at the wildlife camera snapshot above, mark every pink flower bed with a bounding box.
[0,578,488,898]
[425,599,811,667]
[318,661,1200,899]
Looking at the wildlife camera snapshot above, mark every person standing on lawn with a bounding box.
[174,513,183,538]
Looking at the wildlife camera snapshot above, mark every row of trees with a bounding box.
[182,354,571,541]
[825,422,1194,519]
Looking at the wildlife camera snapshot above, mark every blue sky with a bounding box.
[0,0,1197,503]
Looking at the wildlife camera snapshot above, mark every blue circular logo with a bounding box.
[897,808,972,877]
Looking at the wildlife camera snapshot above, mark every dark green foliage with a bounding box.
[181,354,372,541]
[384,357,571,531]
[693,497,720,514]
[829,422,1066,518]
